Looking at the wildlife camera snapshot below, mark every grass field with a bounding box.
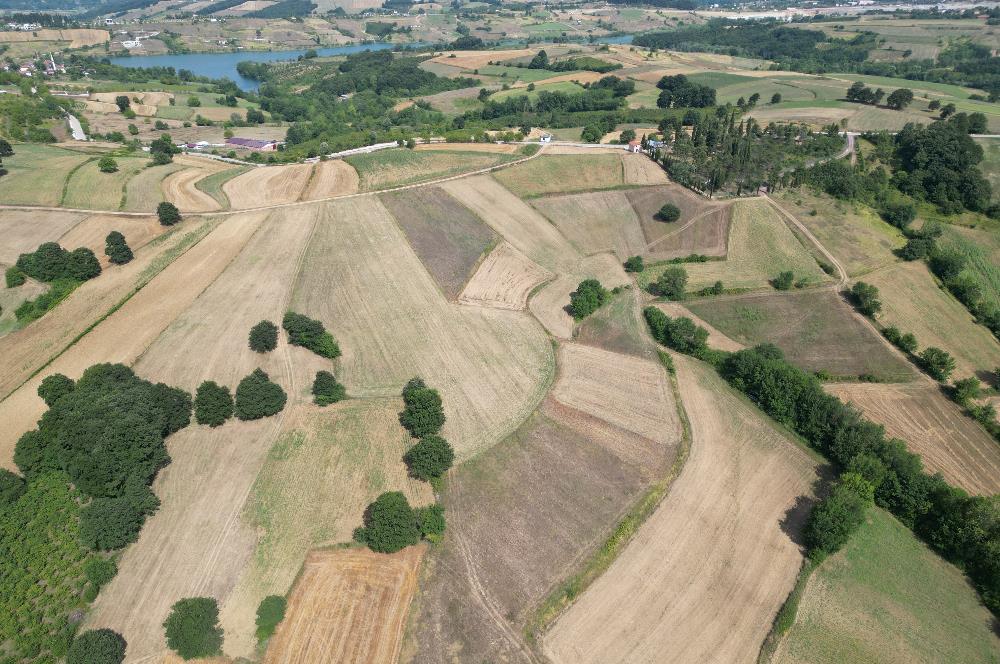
[63,156,148,210]
[491,79,586,102]
[640,199,830,292]
[772,508,1000,664]
[939,225,1000,311]
[0,144,91,206]
[530,189,646,260]
[494,153,627,197]
[687,290,913,380]
[575,288,655,360]
[194,164,250,209]
[976,138,1000,200]
[123,161,186,212]
[345,148,516,191]
[625,184,731,259]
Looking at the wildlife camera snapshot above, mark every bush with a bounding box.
[79,483,160,550]
[5,265,25,287]
[255,595,286,642]
[98,155,118,173]
[105,231,134,265]
[0,468,26,506]
[234,369,287,420]
[312,370,346,406]
[157,202,182,226]
[416,503,446,541]
[66,629,126,664]
[882,326,918,353]
[803,473,873,560]
[850,281,881,317]
[404,435,454,481]
[37,373,75,407]
[952,377,981,405]
[248,320,278,353]
[195,381,234,427]
[164,597,224,660]
[655,266,688,300]
[623,255,644,273]
[899,237,935,261]
[399,377,445,438]
[920,346,956,381]
[282,311,340,359]
[772,271,794,290]
[360,491,421,553]
[643,306,709,354]
[656,202,681,222]
[569,279,609,320]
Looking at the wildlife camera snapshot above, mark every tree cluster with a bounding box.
[105,231,134,265]
[248,320,278,353]
[16,241,101,283]
[569,279,609,320]
[195,381,234,427]
[282,311,340,359]
[353,491,445,552]
[164,597,223,660]
[234,368,287,421]
[312,370,346,406]
[654,266,688,300]
[399,377,445,438]
[656,74,716,109]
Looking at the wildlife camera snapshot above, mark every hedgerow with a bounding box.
[282,311,340,359]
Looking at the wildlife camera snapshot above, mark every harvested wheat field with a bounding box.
[825,382,1000,495]
[161,156,239,212]
[530,190,647,260]
[265,545,424,664]
[301,159,360,200]
[57,214,163,266]
[530,254,630,339]
[426,48,534,69]
[0,209,86,264]
[223,163,314,209]
[621,152,669,185]
[290,196,553,459]
[459,242,551,310]
[544,354,821,664]
[346,148,516,191]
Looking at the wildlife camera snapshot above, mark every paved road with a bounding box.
[66,114,86,141]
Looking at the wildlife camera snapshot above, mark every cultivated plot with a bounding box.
[63,156,148,210]
[625,183,731,259]
[346,148,516,191]
[223,163,314,209]
[0,209,87,264]
[301,159,360,200]
[574,288,656,359]
[161,156,241,212]
[458,242,551,311]
[122,161,187,212]
[57,213,163,266]
[530,189,647,260]
[0,144,92,206]
[494,153,628,197]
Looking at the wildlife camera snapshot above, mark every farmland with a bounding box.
[345,148,518,191]
[0,144,92,206]
[494,152,666,198]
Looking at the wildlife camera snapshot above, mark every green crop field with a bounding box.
[476,65,568,83]
[773,508,1000,664]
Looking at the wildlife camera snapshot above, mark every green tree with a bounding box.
[770,92,782,104]
[37,373,74,407]
[115,95,131,112]
[282,311,340,358]
[234,369,287,420]
[952,377,981,404]
[655,266,687,300]
[164,597,224,660]
[5,265,25,287]
[620,128,636,143]
[157,202,181,226]
[127,123,139,136]
[105,231,134,265]
[656,202,681,222]
[569,279,609,320]
[404,435,454,481]
[248,320,278,353]
[772,271,794,290]
[399,378,445,438]
[0,138,13,156]
[920,346,956,381]
[152,150,172,165]
[415,503,446,541]
[187,96,202,107]
[357,491,421,553]
[67,629,127,664]
[623,255,644,273]
[850,281,881,317]
[312,370,346,406]
[84,556,118,589]
[880,200,916,229]
[885,88,914,110]
[195,381,234,427]
[255,595,286,642]
[79,483,160,550]
[0,468,26,506]
[98,155,119,173]
[803,473,873,560]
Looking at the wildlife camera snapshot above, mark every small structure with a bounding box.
[626,140,641,153]
[226,137,282,152]
[540,133,552,143]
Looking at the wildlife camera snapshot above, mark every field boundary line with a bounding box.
[59,156,96,208]
[756,558,819,664]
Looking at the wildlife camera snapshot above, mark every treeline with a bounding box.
[479,75,634,121]
[644,308,1000,616]
[524,50,622,74]
[0,89,73,143]
[852,41,1000,101]
[245,0,316,19]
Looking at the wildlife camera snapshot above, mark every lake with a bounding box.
[107,34,634,91]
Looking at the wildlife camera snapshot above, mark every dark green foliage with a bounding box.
[37,372,74,407]
[404,435,454,481]
[850,281,882,317]
[643,306,709,354]
[66,629,126,664]
[83,556,117,589]
[885,88,914,110]
[569,279,609,320]
[655,74,715,108]
[880,200,916,228]
[248,320,278,353]
[655,202,681,222]
[105,231,133,265]
[893,119,991,213]
[623,255,644,273]
[255,595,286,642]
[79,482,160,550]
[804,473,873,560]
[772,271,794,291]
[415,503,446,541]
[194,381,234,427]
[98,155,118,173]
[655,266,688,300]
[0,139,12,156]
[311,370,346,406]
[360,491,421,553]
[244,0,316,18]
[163,597,224,660]
[899,237,935,260]
[919,347,956,381]
[928,247,966,282]
[0,468,25,506]
[5,265,25,287]
[157,201,181,226]
[114,95,130,112]
[951,377,981,405]
[882,326,918,353]
[399,377,445,438]
[234,369,287,421]
[282,311,340,359]
[16,242,101,282]
[771,92,782,104]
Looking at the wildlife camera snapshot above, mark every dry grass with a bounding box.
[529,254,629,339]
[459,242,551,310]
[626,184,731,260]
[654,301,745,353]
[123,161,186,212]
[161,156,239,212]
[0,144,91,206]
[493,153,627,197]
[425,48,534,69]
[574,288,657,359]
[63,156,147,210]
[223,163,314,209]
[0,209,86,264]
[57,213,164,267]
[621,152,669,185]
[544,354,821,664]
[265,546,424,664]
[530,190,647,261]
[301,159,360,200]
[0,28,107,47]
[345,148,515,191]
[413,142,519,154]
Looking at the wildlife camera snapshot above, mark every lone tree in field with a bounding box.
[655,266,687,300]
[399,377,445,438]
[164,597,224,660]
[157,202,181,226]
[404,434,455,481]
[772,271,794,291]
[98,155,119,173]
[114,95,131,112]
[312,370,346,406]
[355,491,421,553]
[67,628,127,664]
[37,373,74,407]
[234,369,287,420]
[248,320,278,353]
[255,595,287,642]
[770,92,782,104]
[850,281,882,317]
[282,311,340,359]
[656,202,681,222]
[920,346,956,382]
[569,279,609,320]
[0,139,13,157]
[105,231,134,265]
[885,88,914,110]
[195,381,234,427]
[624,255,644,273]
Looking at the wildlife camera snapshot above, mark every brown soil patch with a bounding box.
[414,142,519,154]
[266,546,424,664]
[223,163,313,209]
[57,213,163,267]
[393,99,416,112]
[544,354,821,664]
[826,382,1000,496]
[459,242,551,310]
[0,209,86,264]
[301,159,360,200]
[531,190,646,260]
[197,106,247,122]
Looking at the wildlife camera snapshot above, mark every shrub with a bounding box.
[569,279,609,320]
[920,346,956,381]
[157,202,182,226]
[67,629,126,664]
[399,377,445,438]
[312,370,346,406]
[882,326,918,353]
[623,255,644,273]
[656,202,681,222]
[643,306,708,354]
[803,473,873,560]
[416,503,446,541]
[850,281,881,317]
[164,597,224,660]
[0,468,26,506]
[98,155,118,173]
[195,381,234,427]
[248,320,278,353]
[5,265,25,287]
[282,311,340,359]
[255,595,286,642]
[655,266,688,300]
[37,373,75,407]
[404,435,454,481]
[105,231,134,265]
[952,377,981,405]
[234,369,287,420]
[772,271,794,290]
[152,151,173,166]
[359,491,421,553]
[84,555,118,588]
[79,483,160,550]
